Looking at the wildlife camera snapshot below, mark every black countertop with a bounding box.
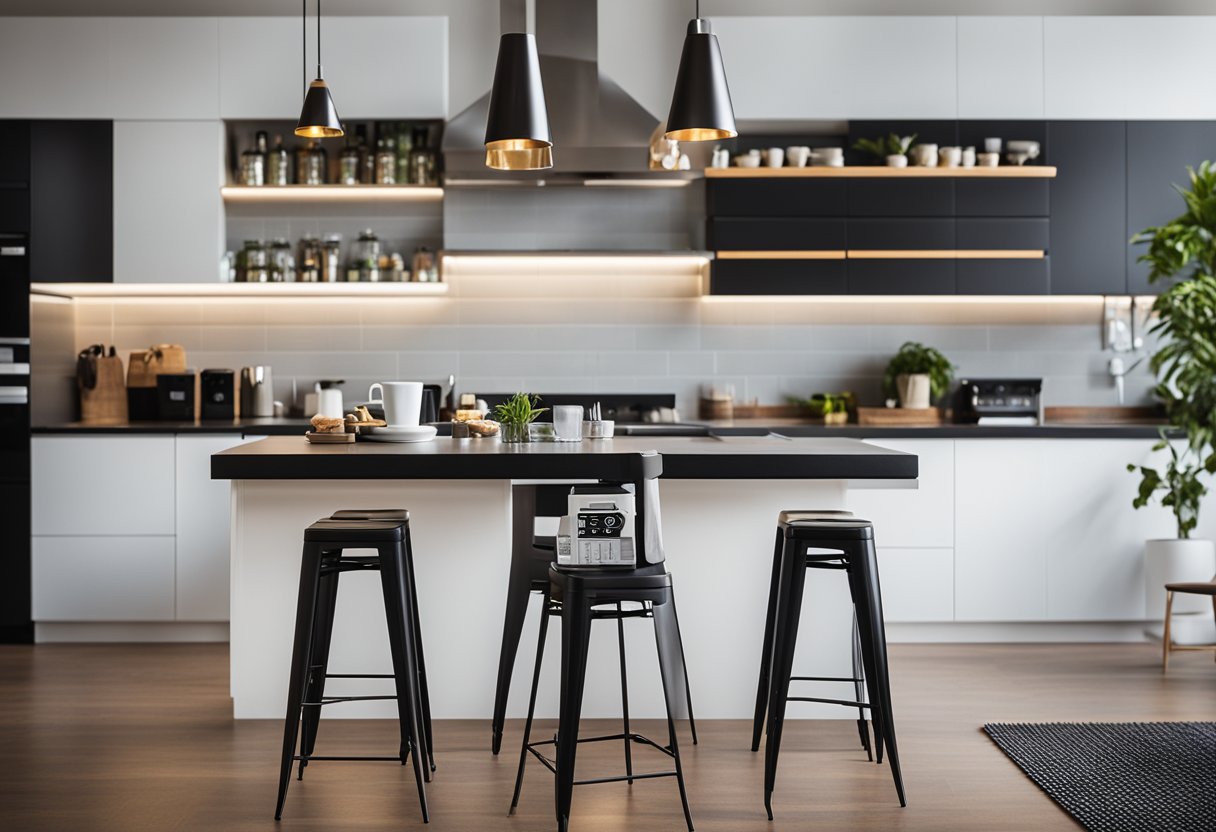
[33,418,1172,440]
[211,435,918,481]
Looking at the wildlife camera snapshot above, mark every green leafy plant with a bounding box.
[881,342,955,401]
[853,132,916,160]
[1128,162,1216,537]
[789,392,853,416]
[1128,441,1209,539]
[494,392,548,426]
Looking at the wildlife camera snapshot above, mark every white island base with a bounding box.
[230,478,867,721]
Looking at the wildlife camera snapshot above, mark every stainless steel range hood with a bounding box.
[443,0,662,181]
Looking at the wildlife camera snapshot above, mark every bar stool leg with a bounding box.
[555,591,593,832]
[763,537,808,821]
[751,527,785,752]
[849,541,906,807]
[298,563,340,780]
[652,597,695,832]
[667,587,699,746]
[404,526,436,772]
[850,612,873,762]
[379,543,430,822]
[510,595,552,814]
[275,541,324,820]
[492,485,541,755]
[615,602,635,784]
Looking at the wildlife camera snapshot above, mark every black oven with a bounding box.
[0,233,31,642]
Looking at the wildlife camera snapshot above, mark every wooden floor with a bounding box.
[0,643,1212,831]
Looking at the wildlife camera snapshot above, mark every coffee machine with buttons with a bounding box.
[556,485,637,568]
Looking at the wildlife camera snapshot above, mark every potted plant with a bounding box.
[882,341,954,409]
[494,392,548,443]
[790,392,853,425]
[853,132,916,168]
[1129,162,1216,621]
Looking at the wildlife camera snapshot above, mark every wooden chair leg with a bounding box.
[1162,590,1174,673]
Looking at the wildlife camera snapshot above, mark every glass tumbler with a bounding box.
[553,405,584,442]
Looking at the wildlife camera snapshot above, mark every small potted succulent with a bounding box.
[494,392,548,444]
[853,132,916,168]
[882,341,954,409]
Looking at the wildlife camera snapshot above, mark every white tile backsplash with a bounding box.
[64,294,1144,417]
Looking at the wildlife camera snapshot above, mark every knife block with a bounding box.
[80,355,128,424]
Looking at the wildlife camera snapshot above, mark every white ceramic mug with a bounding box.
[976,152,1000,167]
[909,144,938,167]
[762,147,784,167]
[368,381,423,427]
[937,146,962,167]
[785,146,810,167]
[961,146,976,167]
[984,137,1002,154]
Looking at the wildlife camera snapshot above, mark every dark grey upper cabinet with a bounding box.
[1126,121,1216,295]
[0,122,30,184]
[1048,121,1127,295]
[30,121,112,283]
[706,179,845,217]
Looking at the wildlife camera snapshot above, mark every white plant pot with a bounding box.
[1145,538,1216,620]
[885,154,908,168]
[896,373,931,409]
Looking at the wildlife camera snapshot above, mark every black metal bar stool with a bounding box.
[509,454,694,832]
[491,484,698,755]
[753,512,906,820]
[751,511,873,758]
[274,513,431,823]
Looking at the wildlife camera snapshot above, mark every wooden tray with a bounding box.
[306,431,356,444]
[858,406,942,426]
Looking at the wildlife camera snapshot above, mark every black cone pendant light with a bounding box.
[484,33,552,171]
[665,1,737,142]
[295,0,343,139]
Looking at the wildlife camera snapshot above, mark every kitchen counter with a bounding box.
[214,433,915,719]
[211,434,917,481]
[32,417,311,435]
[35,417,1171,439]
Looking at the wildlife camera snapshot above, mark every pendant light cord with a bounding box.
[696,0,700,18]
[317,0,322,76]
[302,0,306,96]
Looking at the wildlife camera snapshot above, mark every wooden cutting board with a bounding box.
[857,406,942,426]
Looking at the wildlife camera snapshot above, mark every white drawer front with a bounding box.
[877,547,954,623]
[32,436,175,536]
[33,536,176,621]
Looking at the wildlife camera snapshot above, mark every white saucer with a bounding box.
[364,425,437,443]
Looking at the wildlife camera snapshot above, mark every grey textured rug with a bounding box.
[984,722,1216,832]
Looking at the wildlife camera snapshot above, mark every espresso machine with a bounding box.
[556,486,638,568]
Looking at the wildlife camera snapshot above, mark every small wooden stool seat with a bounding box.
[1164,581,1216,595]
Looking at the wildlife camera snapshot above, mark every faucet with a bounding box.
[1108,355,1146,405]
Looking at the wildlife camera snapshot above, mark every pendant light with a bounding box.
[295,0,343,139]
[665,0,737,142]
[484,32,552,171]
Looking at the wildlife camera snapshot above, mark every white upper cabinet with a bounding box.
[1044,17,1216,119]
[957,17,1043,119]
[713,16,957,120]
[1120,17,1216,119]
[113,121,224,283]
[320,17,448,119]
[109,18,220,120]
[1045,17,1132,119]
[221,16,446,120]
[0,18,109,118]
[219,17,312,120]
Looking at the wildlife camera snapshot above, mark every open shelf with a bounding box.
[221,185,444,204]
[705,166,1057,178]
[31,281,449,299]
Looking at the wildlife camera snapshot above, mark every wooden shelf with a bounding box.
[705,166,1057,179]
[220,185,444,204]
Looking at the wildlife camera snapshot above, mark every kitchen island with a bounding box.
[213,435,916,720]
